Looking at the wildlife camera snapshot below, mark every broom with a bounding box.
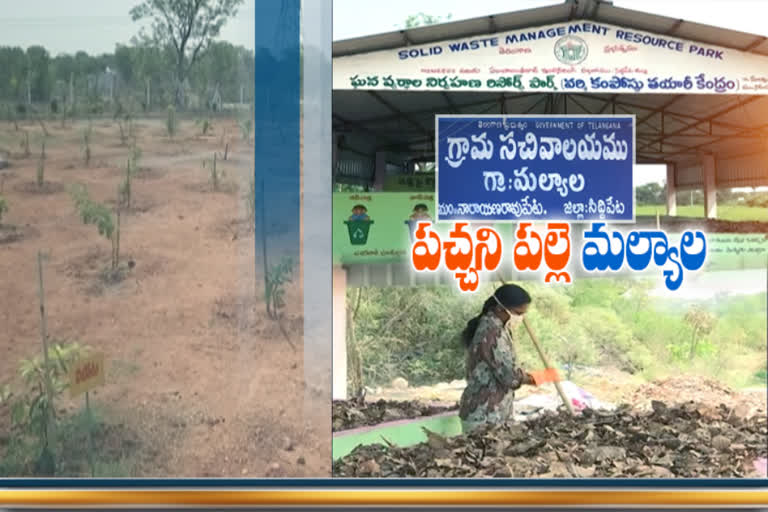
[497,273,576,416]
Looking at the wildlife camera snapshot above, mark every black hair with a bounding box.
[413,204,428,211]
[352,204,367,211]
[461,284,531,348]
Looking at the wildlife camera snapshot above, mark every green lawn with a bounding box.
[637,204,768,222]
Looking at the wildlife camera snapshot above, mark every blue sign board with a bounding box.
[435,115,635,223]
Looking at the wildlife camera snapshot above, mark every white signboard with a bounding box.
[334,21,768,95]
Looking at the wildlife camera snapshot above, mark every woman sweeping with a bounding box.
[458,284,535,433]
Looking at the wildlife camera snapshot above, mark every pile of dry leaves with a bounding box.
[333,401,767,478]
[626,376,766,417]
[333,398,458,432]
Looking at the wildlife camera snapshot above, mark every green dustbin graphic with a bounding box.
[344,220,373,245]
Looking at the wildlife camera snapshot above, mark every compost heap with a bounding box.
[333,398,458,432]
[625,376,766,417]
[333,401,767,478]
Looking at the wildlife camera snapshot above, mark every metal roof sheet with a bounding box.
[333,0,768,57]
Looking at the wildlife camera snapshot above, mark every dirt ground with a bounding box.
[367,368,766,415]
[0,117,329,477]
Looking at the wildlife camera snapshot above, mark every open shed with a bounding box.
[331,0,768,399]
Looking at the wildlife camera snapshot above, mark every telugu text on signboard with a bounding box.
[334,21,768,95]
[435,115,635,223]
[69,353,105,398]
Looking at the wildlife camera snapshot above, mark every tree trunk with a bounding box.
[175,59,186,109]
[347,288,365,398]
[689,328,699,360]
[68,73,74,107]
[145,77,151,110]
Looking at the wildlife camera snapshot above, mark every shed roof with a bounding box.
[332,0,768,170]
[333,1,768,57]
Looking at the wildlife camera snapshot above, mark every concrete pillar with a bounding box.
[332,132,339,188]
[332,265,348,400]
[373,151,387,191]
[665,163,677,216]
[701,154,717,219]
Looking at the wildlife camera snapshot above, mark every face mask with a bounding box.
[493,294,522,327]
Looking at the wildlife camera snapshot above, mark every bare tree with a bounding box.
[130,0,244,108]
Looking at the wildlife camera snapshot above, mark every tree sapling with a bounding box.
[70,184,122,273]
[265,256,294,320]
[0,195,8,225]
[36,140,46,189]
[210,152,220,191]
[239,118,252,141]
[197,118,212,136]
[118,159,133,210]
[21,131,30,158]
[82,124,92,166]
[166,105,177,137]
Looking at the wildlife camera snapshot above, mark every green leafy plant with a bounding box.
[0,195,7,224]
[265,256,294,320]
[13,342,88,432]
[166,105,176,137]
[196,118,212,136]
[2,341,89,476]
[239,118,252,140]
[70,184,120,271]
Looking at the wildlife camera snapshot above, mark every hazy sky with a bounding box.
[3,1,766,55]
[3,0,765,186]
[0,0,255,54]
[333,0,768,40]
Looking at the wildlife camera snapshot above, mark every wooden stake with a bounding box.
[85,391,95,477]
[521,317,576,416]
[497,274,576,416]
[36,251,57,451]
[116,207,121,270]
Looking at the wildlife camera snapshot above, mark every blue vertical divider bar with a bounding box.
[254,0,301,265]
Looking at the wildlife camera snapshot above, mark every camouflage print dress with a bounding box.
[459,312,526,433]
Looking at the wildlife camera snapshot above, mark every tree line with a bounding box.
[0,0,261,114]
[0,41,255,114]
